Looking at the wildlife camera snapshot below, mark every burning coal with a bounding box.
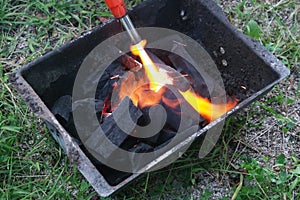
[109,40,237,122]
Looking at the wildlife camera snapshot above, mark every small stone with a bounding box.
[273,166,281,172]
[222,59,228,66]
[220,47,225,54]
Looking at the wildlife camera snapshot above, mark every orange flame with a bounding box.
[115,40,237,122]
[116,70,165,108]
[130,40,173,92]
[179,89,237,121]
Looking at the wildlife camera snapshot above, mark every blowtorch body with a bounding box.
[104,0,142,44]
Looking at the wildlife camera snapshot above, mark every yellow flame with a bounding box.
[179,89,237,121]
[126,39,238,122]
[130,40,172,92]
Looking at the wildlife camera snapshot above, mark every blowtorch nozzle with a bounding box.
[104,0,142,45]
[120,15,142,44]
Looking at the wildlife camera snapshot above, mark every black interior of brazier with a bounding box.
[95,49,207,150]
[56,49,210,185]
[19,0,282,186]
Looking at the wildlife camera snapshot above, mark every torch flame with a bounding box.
[116,40,238,122]
[179,89,237,121]
[130,40,173,92]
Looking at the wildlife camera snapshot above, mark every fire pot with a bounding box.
[10,0,289,197]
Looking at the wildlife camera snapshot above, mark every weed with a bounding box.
[232,154,299,200]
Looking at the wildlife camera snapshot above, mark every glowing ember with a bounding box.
[110,75,120,80]
[114,40,238,122]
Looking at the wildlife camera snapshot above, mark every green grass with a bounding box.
[0,63,99,199]
[1,0,299,199]
[0,1,110,199]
